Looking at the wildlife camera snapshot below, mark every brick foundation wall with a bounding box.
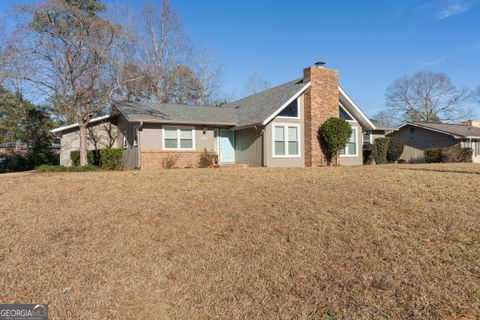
[303,66,339,167]
[141,151,205,169]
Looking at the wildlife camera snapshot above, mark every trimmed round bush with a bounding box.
[318,118,352,165]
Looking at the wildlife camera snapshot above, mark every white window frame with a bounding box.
[339,127,358,157]
[272,123,301,158]
[464,139,472,149]
[363,131,373,144]
[476,141,480,156]
[162,126,196,151]
[339,103,355,123]
[277,98,301,120]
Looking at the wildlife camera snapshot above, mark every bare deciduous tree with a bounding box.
[244,73,271,96]
[386,71,472,123]
[104,1,149,101]
[87,122,117,150]
[372,110,400,128]
[141,0,188,102]
[10,0,134,165]
[192,49,224,105]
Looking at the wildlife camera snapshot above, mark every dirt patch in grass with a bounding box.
[1,164,479,319]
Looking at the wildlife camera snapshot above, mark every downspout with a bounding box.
[137,121,143,169]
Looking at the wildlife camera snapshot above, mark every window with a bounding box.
[273,124,300,157]
[340,128,358,156]
[464,140,472,148]
[339,105,353,121]
[163,127,195,150]
[278,99,299,118]
[363,132,372,144]
[409,127,415,134]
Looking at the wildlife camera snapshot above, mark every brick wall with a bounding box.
[303,66,339,167]
[141,151,205,170]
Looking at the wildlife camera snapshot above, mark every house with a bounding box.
[387,121,480,163]
[362,120,396,145]
[52,64,385,169]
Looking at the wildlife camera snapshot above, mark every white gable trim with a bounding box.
[261,82,311,126]
[339,87,375,131]
[50,115,111,134]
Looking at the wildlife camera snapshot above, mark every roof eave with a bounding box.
[50,115,112,135]
[397,122,468,139]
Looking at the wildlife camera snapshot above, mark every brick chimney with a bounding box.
[461,120,480,127]
[303,64,339,167]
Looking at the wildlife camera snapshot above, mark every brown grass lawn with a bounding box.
[0,164,479,319]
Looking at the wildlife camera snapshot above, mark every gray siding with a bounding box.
[263,94,305,167]
[59,118,119,167]
[139,124,216,152]
[338,122,363,166]
[388,125,458,163]
[234,127,263,167]
[117,116,138,169]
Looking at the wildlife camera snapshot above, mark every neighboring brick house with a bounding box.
[387,121,480,163]
[52,64,382,169]
[0,141,60,156]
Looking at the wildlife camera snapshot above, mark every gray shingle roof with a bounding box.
[223,78,309,127]
[113,78,309,128]
[410,122,480,138]
[113,101,238,125]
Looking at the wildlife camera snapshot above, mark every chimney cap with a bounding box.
[315,61,326,67]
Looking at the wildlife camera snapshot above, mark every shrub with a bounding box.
[72,165,99,172]
[424,146,473,163]
[373,138,390,164]
[163,154,180,169]
[36,165,69,172]
[99,148,123,170]
[71,148,122,169]
[198,149,218,168]
[318,118,352,165]
[387,137,404,163]
[35,164,98,173]
[443,146,472,163]
[362,144,374,165]
[70,150,98,166]
[0,154,30,173]
[424,148,444,163]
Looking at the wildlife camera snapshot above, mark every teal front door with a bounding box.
[219,129,235,163]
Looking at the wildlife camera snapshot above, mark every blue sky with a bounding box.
[1,0,479,117]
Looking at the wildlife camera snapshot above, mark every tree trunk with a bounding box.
[78,122,88,166]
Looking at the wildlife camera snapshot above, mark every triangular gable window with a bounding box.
[339,105,353,121]
[278,99,299,118]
